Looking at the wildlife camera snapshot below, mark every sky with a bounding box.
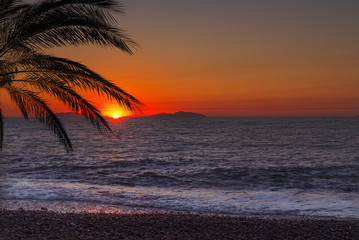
[1,0,359,117]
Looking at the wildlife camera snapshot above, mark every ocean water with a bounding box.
[0,117,358,218]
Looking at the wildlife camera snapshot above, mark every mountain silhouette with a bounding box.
[146,111,207,118]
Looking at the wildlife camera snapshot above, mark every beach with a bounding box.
[1,117,358,239]
[2,117,358,219]
[1,209,358,239]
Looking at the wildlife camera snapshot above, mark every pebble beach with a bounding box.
[1,118,358,239]
[1,209,358,239]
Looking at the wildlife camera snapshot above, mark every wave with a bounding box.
[1,117,358,218]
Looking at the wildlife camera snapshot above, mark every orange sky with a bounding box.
[1,0,358,117]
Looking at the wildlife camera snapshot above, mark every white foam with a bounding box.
[2,178,358,218]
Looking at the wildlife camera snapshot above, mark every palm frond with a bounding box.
[0,0,142,151]
[15,54,144,113]
[28,0,125,15]
[3,0,137,56]
[5,85,73,152]
[23,74,112,135]
[0,3,31,58]
[24,24,137,54]
[0,0,23,12]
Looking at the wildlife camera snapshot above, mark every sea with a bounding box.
[0,116,358,218]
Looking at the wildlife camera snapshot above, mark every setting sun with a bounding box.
[101,104,133,119]
[112,113,120,119]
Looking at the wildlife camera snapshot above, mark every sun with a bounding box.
[103,106,132,119]
[112,113,120,119]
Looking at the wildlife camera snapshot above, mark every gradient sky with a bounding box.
[1,0,359,117]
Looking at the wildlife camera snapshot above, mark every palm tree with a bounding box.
[0,0,143,152]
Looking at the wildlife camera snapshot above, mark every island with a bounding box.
[145,111,207,118]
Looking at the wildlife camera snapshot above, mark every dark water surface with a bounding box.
[1,117,358,217]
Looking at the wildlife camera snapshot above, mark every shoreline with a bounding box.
[1,199,359,239]
[1,209,358,239]
[1,198,357,220]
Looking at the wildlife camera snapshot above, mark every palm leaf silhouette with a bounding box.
[0,0,143,151]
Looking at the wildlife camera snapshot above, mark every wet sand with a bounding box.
[1,209,358,239]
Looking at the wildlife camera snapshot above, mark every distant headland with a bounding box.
[56,111,207,119]
[144,111,207,118]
